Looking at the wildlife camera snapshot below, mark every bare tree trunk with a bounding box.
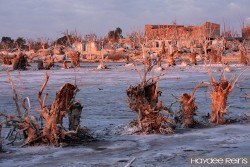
[12,52,28,70]
[178,93,197,128]
[62,61,67,69]
[40,83,79,146]
[240,50,248,65]
[239,44,248,65]
[69,102,83,130]
[2,57,12,65]
[167,52,176,66]
[44,56,54,70]
[20,116,41,143]
[208,49,217,63]
[37,61,44,70]
[6,70,21,118]
[190,52,197,65]
[70,51,80,68]
[127,81,173,134]
[210,81,231,124]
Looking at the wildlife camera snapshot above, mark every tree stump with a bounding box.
[62,61,67,69]
[167,50,181,66]
[97,61,107,70]
[44,57,54,70]
[127,82,173,134]
[20,116,41,143]
[3,57,12,65]
[37,61,44,70]
[239,45,248,66]
[209,80,231,124]
[208,49,221,64]
[69,101,83,130]
[178,93,197,128]
[70,51,80,68]
[167,53,176,66]
[190,52,197,65]
[39,83,79,145]
[12,53,28,70]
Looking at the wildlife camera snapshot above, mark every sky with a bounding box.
[0,0,250,40]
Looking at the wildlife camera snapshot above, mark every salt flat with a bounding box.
[0,62,250,167]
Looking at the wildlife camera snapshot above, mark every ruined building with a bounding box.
[145,22,220,40]
[144,22,220,52]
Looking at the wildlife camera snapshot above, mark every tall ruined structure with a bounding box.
[145,22,220,40]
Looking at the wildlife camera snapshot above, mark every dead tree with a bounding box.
[44,56,54,70]
[97,40,107,70]
[6,70,21,118]
[2,71,88,147]
[69,101,83,130]
[207,48,222,63]
[2,56,12,65]
[157,41,166,67]
[177,93,197,128]
[189,52,197,65]
[62,60,67,69]
[19,109,41,144]
[191,67,249,124]
[37,60,44,70]
[239,44,248,65]
[127,59,174,134]
[38,73,81,145]
[167,50,181,66]
[12,52,28,70]
[70,51,80,68]
[5,70,41,145]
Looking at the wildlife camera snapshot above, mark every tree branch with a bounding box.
[6,70,21,118]
[38,72,49,109]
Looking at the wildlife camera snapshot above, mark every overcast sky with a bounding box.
[0,0,249,40]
